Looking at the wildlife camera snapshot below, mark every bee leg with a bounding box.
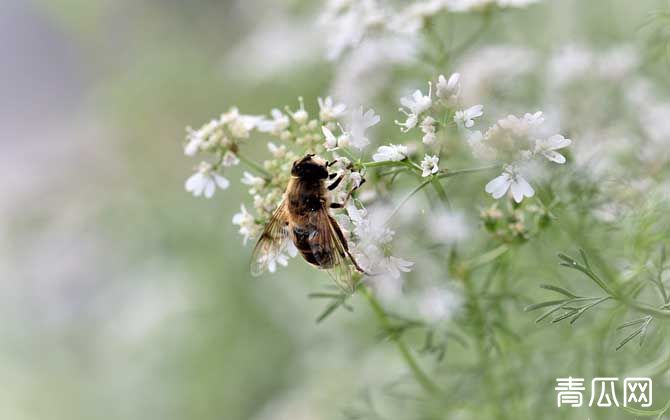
[330,177,366,209]
[327,173,344,190]
[330,202,343,209]
[326,159,339,167]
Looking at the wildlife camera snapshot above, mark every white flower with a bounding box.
[288,97,309,125]
[395,109,419,133]
[258,109,290,133]
[267,253,289,273]
[184,119,221,156]
[417,287,461,323]
[436,72,460,104]
[548,44,593,87]
[431,211,471,244]
[454,104,484,128]
[523,111,545,127]
[318,96,347,121]
[373,144,408,162]
[535,134,572,164]
[395,82,433,133]
[420,154,440,177]
[466,129,496,160]
[389,0,450,34]
[241,171,265,194]
[420,116,437,145]
[267,142,287,159]
[184,134,203,156]
[222,108,261,138]
[232,204,256,245]
[322,126,339,150]
[319,0,385,59]
[349,171,363,188]
[484,166,534,203]
[384,256,414,278]
[185,162,230,199]
[400,83,433,115]
[222,151,239,167]
[347,107,380,150]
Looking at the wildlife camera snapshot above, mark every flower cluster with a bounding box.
[345,202,414,300]
[184,96,392,275]
[183,108,262,198]
[320,0,544,59]
[384,72,571,202]
[464,112,571,202]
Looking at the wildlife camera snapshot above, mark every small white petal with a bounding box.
[204,179,216,198]
[543,150,566,164]
[485,174,511,199]
[213,174,230,189]
[510,176,535,203]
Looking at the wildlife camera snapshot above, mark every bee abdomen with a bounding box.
[292,225,333,268]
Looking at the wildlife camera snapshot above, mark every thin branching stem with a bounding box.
[237,152,272,177]
[362,286,441,395]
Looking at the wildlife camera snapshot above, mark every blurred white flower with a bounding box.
[184,162,230,198]
[331,37,416,106]
[318,96,347,121]
[267,142,287,159]
[548,44,593,87]
[431,211,471,244]
[597,44,639,81]
[384,256,414,278]
[436,72,460,104]
[389,0,450,34]
[350,171,364,188]
[184,119,221,156]
[484,165,534,203]
[454,104,483,128]
[420,154,440,177]
[241,171,266,194]
[457,45,536,104]
[496,0,541,6]
[523,111,545,127]
[222,108,262,138]
[322,126,339,150]
[466,129,496,160]
[232,204,257,245]
[373,144,408,162]
[347,107,381,149]
[449,0,541,12]
[535,134,571,164]
[222,150,239,167]
[258,109,290,134]
[288,97,309,125]
[417,287,462,323]
[319,0,387,59]
[420,116,437,145]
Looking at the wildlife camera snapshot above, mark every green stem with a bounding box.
[623,299,670,319]
[431,177,450,208]
[360,160,410,169]
[362,287,441,395]
[385,178,433,224]
[237,152,271,178]
[462,244,510,273]
[437,164,499,179]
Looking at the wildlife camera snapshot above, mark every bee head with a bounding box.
[291,154,328,180]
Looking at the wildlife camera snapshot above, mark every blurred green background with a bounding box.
[1,0,669,419]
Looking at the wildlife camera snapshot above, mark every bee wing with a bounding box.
[308,210,359,292]
[250,199,291,276]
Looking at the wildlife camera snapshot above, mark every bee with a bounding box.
[250,154,365,291]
